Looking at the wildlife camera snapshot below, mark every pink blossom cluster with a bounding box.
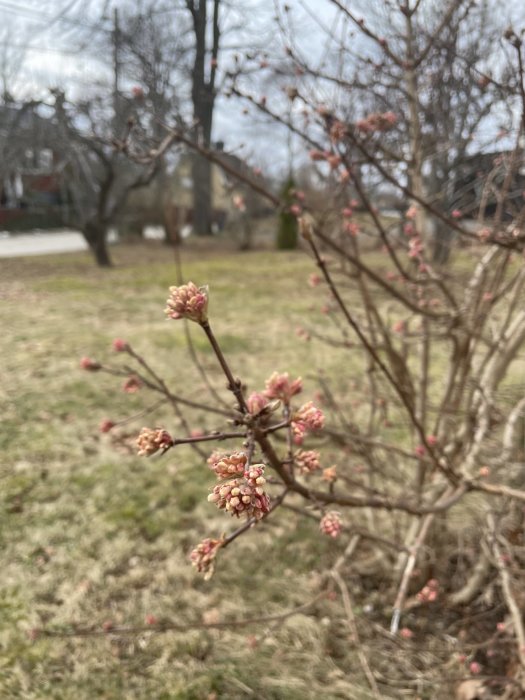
[291,401,325,444]
[136,427,174,456]
[208,462,270,520]
[356,111,397,133]
[295,449,321,474]
[264,371,303,403]
[320,511,343,538]
[165,282,208,323]
[190,537,224,579]
[208,451,247,479]
[416,578,439,603]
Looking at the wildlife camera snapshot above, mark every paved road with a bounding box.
[0,231,89,258]
[0,226,167,259]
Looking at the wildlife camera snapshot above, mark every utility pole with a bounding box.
[112,6,120,132]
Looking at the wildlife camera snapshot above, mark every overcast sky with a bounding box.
[2,0,525,171]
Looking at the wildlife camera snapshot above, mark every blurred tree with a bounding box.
[276,176,298,249]
[51,89,157,266]
[185,0,222,236]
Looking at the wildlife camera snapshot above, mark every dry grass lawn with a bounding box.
[1,240,376,699]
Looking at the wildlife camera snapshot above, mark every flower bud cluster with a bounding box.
[264,371,303,403]
[136,427,174,456]
[208,462,270,520]
[292,401,325,444]
[320,511,342,538]
[209,451,247,479]
[295,449,321,474]
[190,537,223,579]
[165,282,208,323]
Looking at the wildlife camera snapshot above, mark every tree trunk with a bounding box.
[192,152,213,235]
[432,220,454,265]
[189,0,218,236]
[84,220,112,267]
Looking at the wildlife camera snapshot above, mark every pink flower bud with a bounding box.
[309,273,321,287]
[145,614,158,625]
[80,357,100,371]
[478,466,490,477]
[209,451,247,479]
[208,465,270,520]
[295,449,321,474]
[264,371,302,403]
[165,282,208,323]
[290,204,302,216]
[451,209,462,219]
[112,338,128,352]
[99,419,115,433]
[426,435,437,446]
[342,207,353,218]
[293,401,325,431]
[190,537,224,579]
[400,627,414,639]
[136,427,174,456]
[320,511,342,538]
[322,466,337,482]
[469,661,482,674]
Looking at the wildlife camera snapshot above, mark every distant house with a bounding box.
[122,142,271,241]
[0,103,69,230]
